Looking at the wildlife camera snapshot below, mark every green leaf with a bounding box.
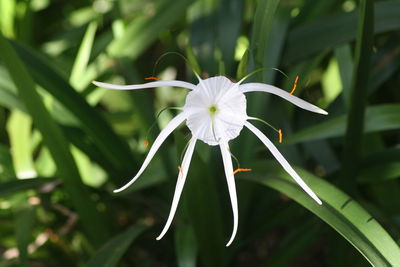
[0,33,109,246]
[11,40,136,173]
[236,49,249,80]
[358,162,400,183]
[6,110,36,179]
[175,224,197,267]
[185,44,202,75]
[283,0,400,65]
[87,224,147,267]
[0,0,16,38]
[244,161,400,266]
[285,104,400,144]
[341,0,374,186]
[14,206,35,267]
[0,178,57,197]
[69,21,97,90]
[108,0,191,59]
[250,0,280,76]
[358,149,400,183]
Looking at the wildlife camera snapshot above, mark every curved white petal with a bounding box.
[239,83,328,115]
[93,80,197,90]
[114,112,188,193]
[219,140,239,247]
[245,121,322,205]
[156,137,197,240]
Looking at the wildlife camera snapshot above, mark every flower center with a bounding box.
[183,76,247,146]
[208,104,218,116]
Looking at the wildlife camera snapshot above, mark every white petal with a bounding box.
[93,80,196,90]
[156,137,197,240]
[113,112,188,193]
[245,121,322,205]
[219,140,239,247]
[239,83,328,115]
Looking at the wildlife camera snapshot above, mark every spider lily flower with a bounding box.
[93,76,327,246]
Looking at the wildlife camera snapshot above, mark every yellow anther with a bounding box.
[233,168,252,175]
[143,140,149,147]
[290,75,299,95]
[278,129,283,144]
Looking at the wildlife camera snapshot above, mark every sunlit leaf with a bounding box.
[243,161,400,266]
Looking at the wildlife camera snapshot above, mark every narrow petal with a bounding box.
[245,121,322,205]
[93,80,196,90]
[156,137,197,240]
[114,112,188,193]
[239,83,328,115]
[219,140,239,247]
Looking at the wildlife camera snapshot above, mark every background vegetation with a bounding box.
[0,0,400,266]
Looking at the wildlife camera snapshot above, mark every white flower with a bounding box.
[93,75,327,246]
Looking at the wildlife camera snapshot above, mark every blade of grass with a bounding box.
[243,161,400,266]
[0,33,109,246]
[341,0,374,188]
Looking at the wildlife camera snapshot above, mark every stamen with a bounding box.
[290,75,299,95]
[145,76,161,81]
[248,117,279,132]
[178,166,183,176]
[152,51,200,79]
[143,140,149,147]
[278,129,283,143]
[145,106,183,145]
[238,67,288,85]
[233,168,252,175]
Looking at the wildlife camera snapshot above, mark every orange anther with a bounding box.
[178,166,183,176]
[233,168,252,175]
[278,129,283,143]
[143,140,149,147]
[290,75,299,95]
[145,76,161,81]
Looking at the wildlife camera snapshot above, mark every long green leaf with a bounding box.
[0,33,109,246]
[11,40,136,173]
[14,205,35,267]
[0,178,57,197]
[244,161,400,266]
[285,104,400,144]
[175,224,197,267]
[283,0,400,65]
[69,21,97,90]
[6,110,36,179]
[108,0,191,58]
[341,0,374,186]
[87,224,147,267]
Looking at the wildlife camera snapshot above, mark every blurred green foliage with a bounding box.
[0,0,400,266]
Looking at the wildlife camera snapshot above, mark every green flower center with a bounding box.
[208,104,218,116]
